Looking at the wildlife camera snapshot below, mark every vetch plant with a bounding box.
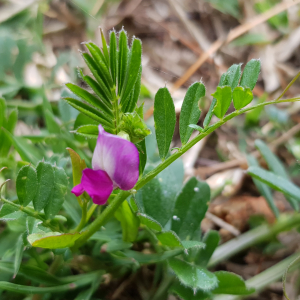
[0,28,300,299]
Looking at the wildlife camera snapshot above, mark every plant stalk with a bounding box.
[74,97,300,249]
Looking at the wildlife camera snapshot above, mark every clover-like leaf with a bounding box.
[232,86,253,110]
[212,86,232,119]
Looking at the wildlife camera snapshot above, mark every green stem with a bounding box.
[0,197,60,232]
[71,201,87,233]
[74,97,300,249]
[86,203,98,223]
[208,213,300,268]
[73,190,131,249]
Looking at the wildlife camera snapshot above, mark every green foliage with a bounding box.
[197,230,220,267]
[0,19,299,300]
[136,159,184,226]
[169,258,218,291]
[247,155,280,218]
[154,87,176,160]
[16,165,37,207]
[212,271,255,295]
[171,177,210,240]
[33,162,55,212]
[28,231,85,249]
[180,82,205,144]
[247,167,300,202]
[138,213,163,231]
[252,140,299,210]
[212,86,232,119]
[232,86,253,110]
[114,200,139,242]
[240,59,261,90]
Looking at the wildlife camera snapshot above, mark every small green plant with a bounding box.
[0,28,300,299]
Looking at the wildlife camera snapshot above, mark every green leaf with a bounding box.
[109,30,117,86]
[189,124,203,132]
[44,166,68,219]
[81,53,113,102]
[154,87,176,160]
[16,165,38,207]
[168,258,218,291]
[138,213,163,232]
[181,241,205,250]
[255,140,288,177]
[66,83,113,117]
[33,162,55,212]
[240,59,261,90]
[14,234,24,277]
[28,231,86,249]
[180,82,205,144]
[223,64,241,89]
[67,148,87,187]
[85,42,113,89]
[136,159,184,226]
[100,28,109,65]
[247,155,279,218]
[124,65,142,112]
[157,231,182,247]
[72,124,99,138]
[212,86,232,119]
[138,138,147,174]
[247,166,300,202]
[196,230,220,267]
[203,64,240,127]
[64,97,114,128]
[118,29,129,96]
[114,199,139,242]
[120,38,142,109]
[0,261,63,285]
[81,74,112,108]
[170,281,209,300]
[0,204,23,221]
[172,177,210,240]
[255,140,298,210]
[0,276,93,294]
[212,271,255,295]
[232,86,253,110]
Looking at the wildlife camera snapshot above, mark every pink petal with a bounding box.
[71,184,84,197]
[71,168,113,205]
[92,125,139,190]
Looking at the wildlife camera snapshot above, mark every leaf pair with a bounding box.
[154,82,206,159]
[206,59,260,122]
[16,162,68,219]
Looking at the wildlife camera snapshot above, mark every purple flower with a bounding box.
[71,125,139,205]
